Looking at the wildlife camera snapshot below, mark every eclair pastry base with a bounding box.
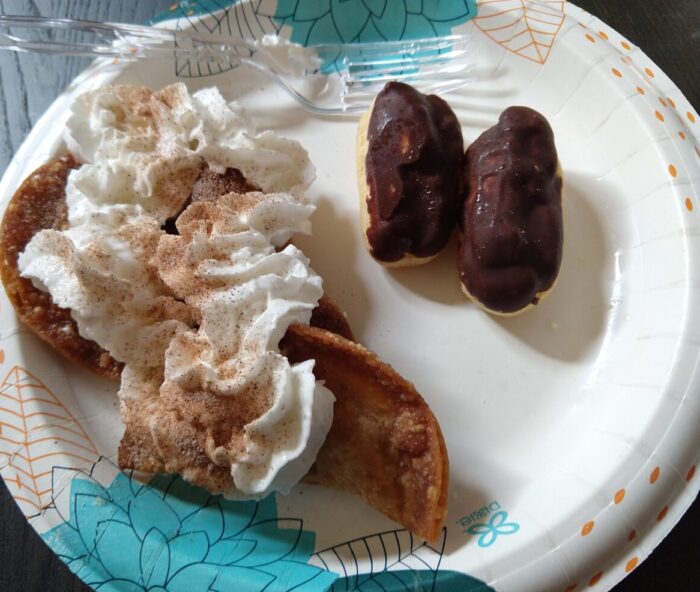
[460,270,560,317]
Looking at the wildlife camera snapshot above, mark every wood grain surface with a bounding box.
[0,1,699,591]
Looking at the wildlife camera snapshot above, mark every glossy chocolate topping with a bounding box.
[459,106,563,313]
[365,82,464,261]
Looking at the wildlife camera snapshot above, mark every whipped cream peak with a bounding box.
[64,83,314,225]
[19,219,194,368]
[152,194,330,496]
[20,83,331,498]
[172,191,313,248]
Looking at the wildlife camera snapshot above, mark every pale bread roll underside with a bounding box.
[460,162,564,317]
[356,103,438,268]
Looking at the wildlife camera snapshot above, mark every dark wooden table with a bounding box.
[1,1,699,590]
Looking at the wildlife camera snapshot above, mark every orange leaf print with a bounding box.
[475,0,566,64]
[0,365,98,516]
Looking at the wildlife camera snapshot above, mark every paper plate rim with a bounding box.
[0,2,699,591]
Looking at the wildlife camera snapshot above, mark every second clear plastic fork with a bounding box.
[0,15,478,115]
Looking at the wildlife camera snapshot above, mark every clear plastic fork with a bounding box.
[0,15,478,115]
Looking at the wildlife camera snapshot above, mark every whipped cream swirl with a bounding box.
[154,194,333,495]
[64,83,313,224]
[18,84,332,496]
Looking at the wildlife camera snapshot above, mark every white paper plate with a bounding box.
[1,2,699,591]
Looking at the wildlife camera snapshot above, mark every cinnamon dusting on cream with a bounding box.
[19,84,332,497]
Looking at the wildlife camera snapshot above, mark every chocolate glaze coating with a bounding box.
[365,82,464,262]
[459,106,563,313]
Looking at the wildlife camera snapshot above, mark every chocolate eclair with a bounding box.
[459,106,563,315]
[357,82,464,267]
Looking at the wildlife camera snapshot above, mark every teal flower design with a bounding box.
[151,1,478,77]
[271,0,478,74]
[41,461,496,591]
[42,462,337,592]
[153,0,478,40]
[467,511,520,548]
[271,0,478,45]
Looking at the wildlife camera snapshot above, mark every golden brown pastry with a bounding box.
[0,155,123,379]
[0,156,354,380]
[283,325,448,543]
[121,323,448,543]
[1,154,447,542]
